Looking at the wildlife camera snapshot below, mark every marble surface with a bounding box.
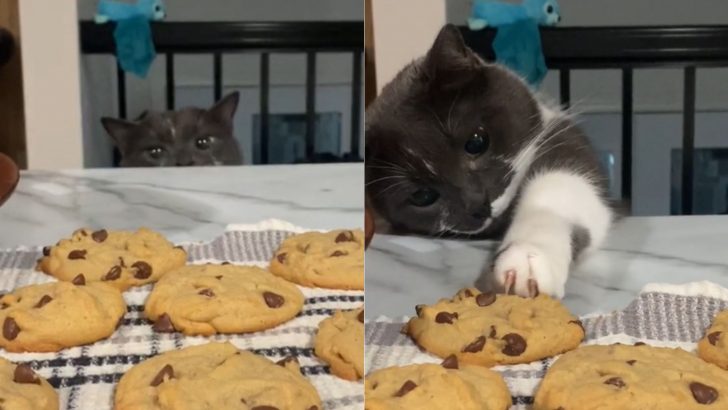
[366,215,728,319]
[0,164,363,248]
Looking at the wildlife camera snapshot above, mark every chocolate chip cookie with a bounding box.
[144,264,304,335]
[0,357,58,410]
[270,229,364,289]
[365,356,511,410]
[38,227,187,290]
[403,288,584,366]
[0,281,126,352]
[534,344,728,409]
[698,309,728,370]
[314,306,364,380]
[114,342,322,410]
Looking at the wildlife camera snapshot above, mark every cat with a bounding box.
[365,25,616,299]
[101,92,243,167]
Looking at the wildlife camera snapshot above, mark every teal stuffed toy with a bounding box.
[95,0,166,78]
[469,0,561,87]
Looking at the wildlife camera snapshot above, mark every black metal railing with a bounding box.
[79,21,364,165]
[460,25,728,215]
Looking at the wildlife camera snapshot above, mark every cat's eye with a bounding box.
[545,4,554,13]
[146,146,165,159]
[409,188,440,207]
[464,128,489,155]
[195,136,212,150]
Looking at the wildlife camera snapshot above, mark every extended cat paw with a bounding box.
[492,242,569,299]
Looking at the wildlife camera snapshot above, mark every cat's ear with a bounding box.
[423,24,480,90]
[100,117,137,150]
[208,91,240,123]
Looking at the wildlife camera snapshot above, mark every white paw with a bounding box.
[492,242,569,298]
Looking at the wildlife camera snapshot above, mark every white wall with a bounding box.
[20,0,84,170]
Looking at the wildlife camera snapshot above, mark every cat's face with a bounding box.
[102,92,242,167]
[366,25,542,236]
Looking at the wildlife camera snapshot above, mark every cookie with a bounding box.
[365,356,511,410]
[404,288,584,366]
[115,342,322,410]
[314,306,364,380]
[0,281,126,352]
[534,344,728,409]
[269,229,364,289]
[0,357,59,410]
[38,227,187,290]
[698,309,728,370]
[144,264,304,335]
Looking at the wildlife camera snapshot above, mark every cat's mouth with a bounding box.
[448,219,492,235]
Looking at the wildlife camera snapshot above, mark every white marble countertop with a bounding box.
[366,215,728,319]
[0,164,363,248]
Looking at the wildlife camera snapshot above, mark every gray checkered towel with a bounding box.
[0,219,364,410]
[365,281,728,409]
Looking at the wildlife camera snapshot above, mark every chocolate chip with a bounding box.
[13,364,39,384]
[174,245,184,251]
[72,274,86,285]
[462,336,486,353]
[132,261,152,279]
[215,275,223,280]
[626,360,637,366]
[690,382,718,404]
[251,406,279,410]
[3,317,19,340]
[91,229,108,243]
[118,257,126,268]
[152,313,175,333]
[604,377,626,388]
[358,310,364,323]
[307,407,318,410]
[150,364,174,387]
[330,250,347,257]
[394,380,417,397]
[42,246,50,256]
[569,320,585,333]
[276,253,286,263]
[435,312,458,324]
[221,261,231,265]
[198,288,215,297]
[502,333,527,356]
[68,250,87,260]
[441,354,458,369]
[415,304,425,316]
[103,266,122,281]
[476,292,496,307]
[463,289,474,297]
[707,331,722,346]
[263,291,284,308]
[489,325,497,338]
[34,295,52,309]
[634,342,646,346]
[335,231,354,243]
[276,356,299,367]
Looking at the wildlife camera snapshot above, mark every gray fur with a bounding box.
[102,92,243,167]
[365,25,610,238]
[571,224,591,260]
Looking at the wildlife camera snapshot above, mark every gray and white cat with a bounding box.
[365,25,616,298]
[101,92,243,167]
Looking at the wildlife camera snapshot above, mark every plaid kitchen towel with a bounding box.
[365,281,728,409]
[0,219,364,410]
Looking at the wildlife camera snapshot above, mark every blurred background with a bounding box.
[0,0,363,170]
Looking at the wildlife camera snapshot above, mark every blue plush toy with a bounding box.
[468,0,561,87]
[95,0,166,23]
[95,0,166,78]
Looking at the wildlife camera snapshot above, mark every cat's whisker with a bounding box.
[446,89,463,133]
[373,180,410,198]
[365,175,407,187]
